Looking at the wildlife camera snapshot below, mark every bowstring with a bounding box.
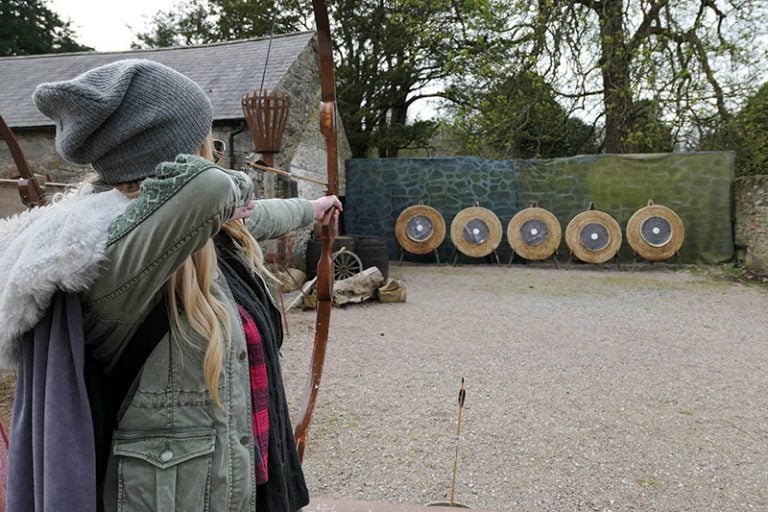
[257,0,280,98]
[252,0,281,151]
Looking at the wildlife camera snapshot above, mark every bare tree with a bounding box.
[501,0,768,152]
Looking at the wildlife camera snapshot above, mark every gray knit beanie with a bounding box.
[33,59,213,184]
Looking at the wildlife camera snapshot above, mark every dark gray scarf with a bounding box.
[215,233,309,512]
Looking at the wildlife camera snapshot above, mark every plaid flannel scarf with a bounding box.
[237,305,270,484]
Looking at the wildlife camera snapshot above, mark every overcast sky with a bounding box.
[47,0,442,119]
[50,0,178,52]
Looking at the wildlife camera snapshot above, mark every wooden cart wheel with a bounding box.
[333,250,363,281]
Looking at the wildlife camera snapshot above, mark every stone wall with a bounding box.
[734,175,768,274]
[344,152,735,264]
[0,183,26,217]
[1,129,80,216]
[0,129,83,181]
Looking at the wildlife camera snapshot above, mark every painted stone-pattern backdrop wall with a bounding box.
[344,152,734,264]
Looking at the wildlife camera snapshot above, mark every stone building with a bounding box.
[0,32,350,266]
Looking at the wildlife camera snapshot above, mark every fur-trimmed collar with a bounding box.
[0,187,131,369]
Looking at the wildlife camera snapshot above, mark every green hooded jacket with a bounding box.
[81,154,314,511]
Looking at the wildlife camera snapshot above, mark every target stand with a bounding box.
[449,204,503,266]
[395,205,446,264]
[565,202,622,269]
[626,199,685,270]
[507,201,562,268]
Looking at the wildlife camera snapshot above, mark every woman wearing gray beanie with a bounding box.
[4,59,341,512]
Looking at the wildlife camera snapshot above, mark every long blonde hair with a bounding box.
[119,133,268,405]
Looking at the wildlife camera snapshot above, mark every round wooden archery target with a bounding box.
[565,209,622,264]
[395,205,446,255]
[626,202,684,260]
[507,206,562,260]
[450,206,502,258]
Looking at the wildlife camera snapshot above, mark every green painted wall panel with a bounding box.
[344,152,734,264]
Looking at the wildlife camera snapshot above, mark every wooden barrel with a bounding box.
[305,235,357,279]
[354,235,390,280]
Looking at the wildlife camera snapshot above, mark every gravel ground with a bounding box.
[280,264,768,512]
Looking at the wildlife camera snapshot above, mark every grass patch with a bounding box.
[689,264,768,289]
[635,478,663,488]
[315,412,359,435]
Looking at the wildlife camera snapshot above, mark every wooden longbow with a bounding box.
[292,0,340,463]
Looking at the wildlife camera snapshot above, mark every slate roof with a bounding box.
[0,32,316,128]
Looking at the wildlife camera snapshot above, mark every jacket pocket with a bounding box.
[113,428,216,512]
